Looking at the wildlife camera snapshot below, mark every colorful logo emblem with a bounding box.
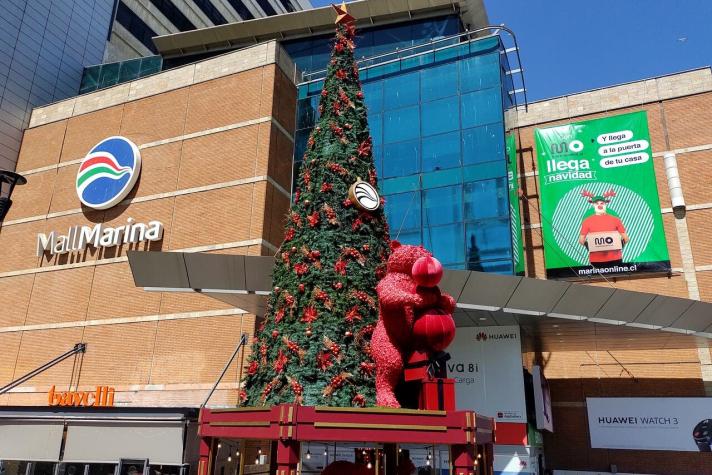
[76,136,141,210]
[476,331,488,342]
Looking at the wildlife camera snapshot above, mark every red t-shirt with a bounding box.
[580,214,626,262]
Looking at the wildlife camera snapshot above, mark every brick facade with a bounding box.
[513,68,712,474]
[0,41,296,408]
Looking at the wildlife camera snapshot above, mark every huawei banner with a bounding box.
[587,397,712,452]
[448,326,527,423]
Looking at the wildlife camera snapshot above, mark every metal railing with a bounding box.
[300,24,528,111]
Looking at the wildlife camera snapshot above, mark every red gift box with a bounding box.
[404,351,429,382]
[419,377,455,411]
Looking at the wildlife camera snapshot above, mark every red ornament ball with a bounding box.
[271,330,279,338]
[412,308,456,352]
[345,331,353,338]
[411,255,443,288]
[298,283,305,293]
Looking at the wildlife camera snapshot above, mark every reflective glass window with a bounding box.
[460,52,501,93]
[372,145,383,177]
[422,131,460,172]
[98,62,119,89]
[384,191,421,232]
[368,112,382,147]
[297,96,319,129]
[397,229,422,247]
[462,124,504,165]
[384,71,419,110]
[384,106,420,143]
[423,185,462,226]
[383,139,419,178]
[465,219,512,262]
[424,223,464,265]
[464,178,509,220]
[363,81,383,113]
[461,88,503,128]
[294,129,310,162]
[118,59,141,82]
[421,62,457,102]
[475,259,514,274]
[421,96,459,137]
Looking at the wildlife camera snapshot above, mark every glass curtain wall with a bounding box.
[292,24,514,274]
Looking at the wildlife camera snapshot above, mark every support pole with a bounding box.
[451,444,475,475]
[275,439,300,475]
[198,436,212,475]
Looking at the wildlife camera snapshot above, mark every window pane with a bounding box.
[397,229,422,247]
[461,88,503,128]
[422,131,460,172]
[384,106,420,143]
[421,96,459,137]
[383,139,419,178]
[469,259,513,274]
[462,124,504,165]
[465,219,512,263]
[297,96,319,129]
[423,185,462,226]
[368,112,383,147]
[384,71,419,109]
[421,62,457,102]
[460,52,501,93]
[464,178,509,220]
[385,191,421,232]
[424,223,464,265]
[363,81,383,114]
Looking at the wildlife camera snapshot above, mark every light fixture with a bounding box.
[477,454,481,459]
[426,460,430,466]
[427,454,432,460]
[258,448,262,455]
[0,170,26,222]
[362,450,367,456]
[366,462,372,469]
[398,448,402,453]
[324,449,328,456]
[236,450,240,457]
[228,456,232,462]
[306,450,311,459]
[218,443,222,449]
[255,458,260,465]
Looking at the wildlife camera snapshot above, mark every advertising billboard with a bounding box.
[587,397,712,452]
[448,326,526,423]
[507,133,525,275]
[534,111,670,279]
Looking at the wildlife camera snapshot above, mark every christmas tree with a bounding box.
[242,3,391,407]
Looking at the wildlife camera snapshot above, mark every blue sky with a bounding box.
[309,0,711,101]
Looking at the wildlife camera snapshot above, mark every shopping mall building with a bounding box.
[0,1,711,474]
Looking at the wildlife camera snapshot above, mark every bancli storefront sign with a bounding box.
[447,325,527,423]
[587,397,712,452]
[37,136,164,256]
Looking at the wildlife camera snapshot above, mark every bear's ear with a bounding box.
[389,240,401,251]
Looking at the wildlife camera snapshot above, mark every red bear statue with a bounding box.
[372,241,456,407]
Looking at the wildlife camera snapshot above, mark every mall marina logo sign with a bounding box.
[37,136,164,257]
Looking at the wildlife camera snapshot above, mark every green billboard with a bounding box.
[535,111,670,279]
[507,133,525,275]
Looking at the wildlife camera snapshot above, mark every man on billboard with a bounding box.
[578,189,629,266]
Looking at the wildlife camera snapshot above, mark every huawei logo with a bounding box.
[476,331,487,342]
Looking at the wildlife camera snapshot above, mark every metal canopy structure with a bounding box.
[152,0,489,58]
[127,251,712,352]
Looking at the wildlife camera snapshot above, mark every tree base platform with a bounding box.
[197,405,494,475]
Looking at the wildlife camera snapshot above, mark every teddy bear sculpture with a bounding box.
[372,241,456,408]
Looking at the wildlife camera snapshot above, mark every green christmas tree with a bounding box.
[242,4,391,407]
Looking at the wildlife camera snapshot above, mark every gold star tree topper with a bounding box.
[332,2,355,25]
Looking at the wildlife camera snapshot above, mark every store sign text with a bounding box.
[37,218,164,256]
[48,385,115,407]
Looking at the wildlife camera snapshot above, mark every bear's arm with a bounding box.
[438,292,456,314]
[377,278,425,310]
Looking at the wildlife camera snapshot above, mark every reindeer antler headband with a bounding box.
[581,188,616,203]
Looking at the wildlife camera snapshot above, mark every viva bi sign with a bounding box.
[37,136,164,256]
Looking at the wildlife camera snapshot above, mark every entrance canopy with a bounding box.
[127,251,712,352]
